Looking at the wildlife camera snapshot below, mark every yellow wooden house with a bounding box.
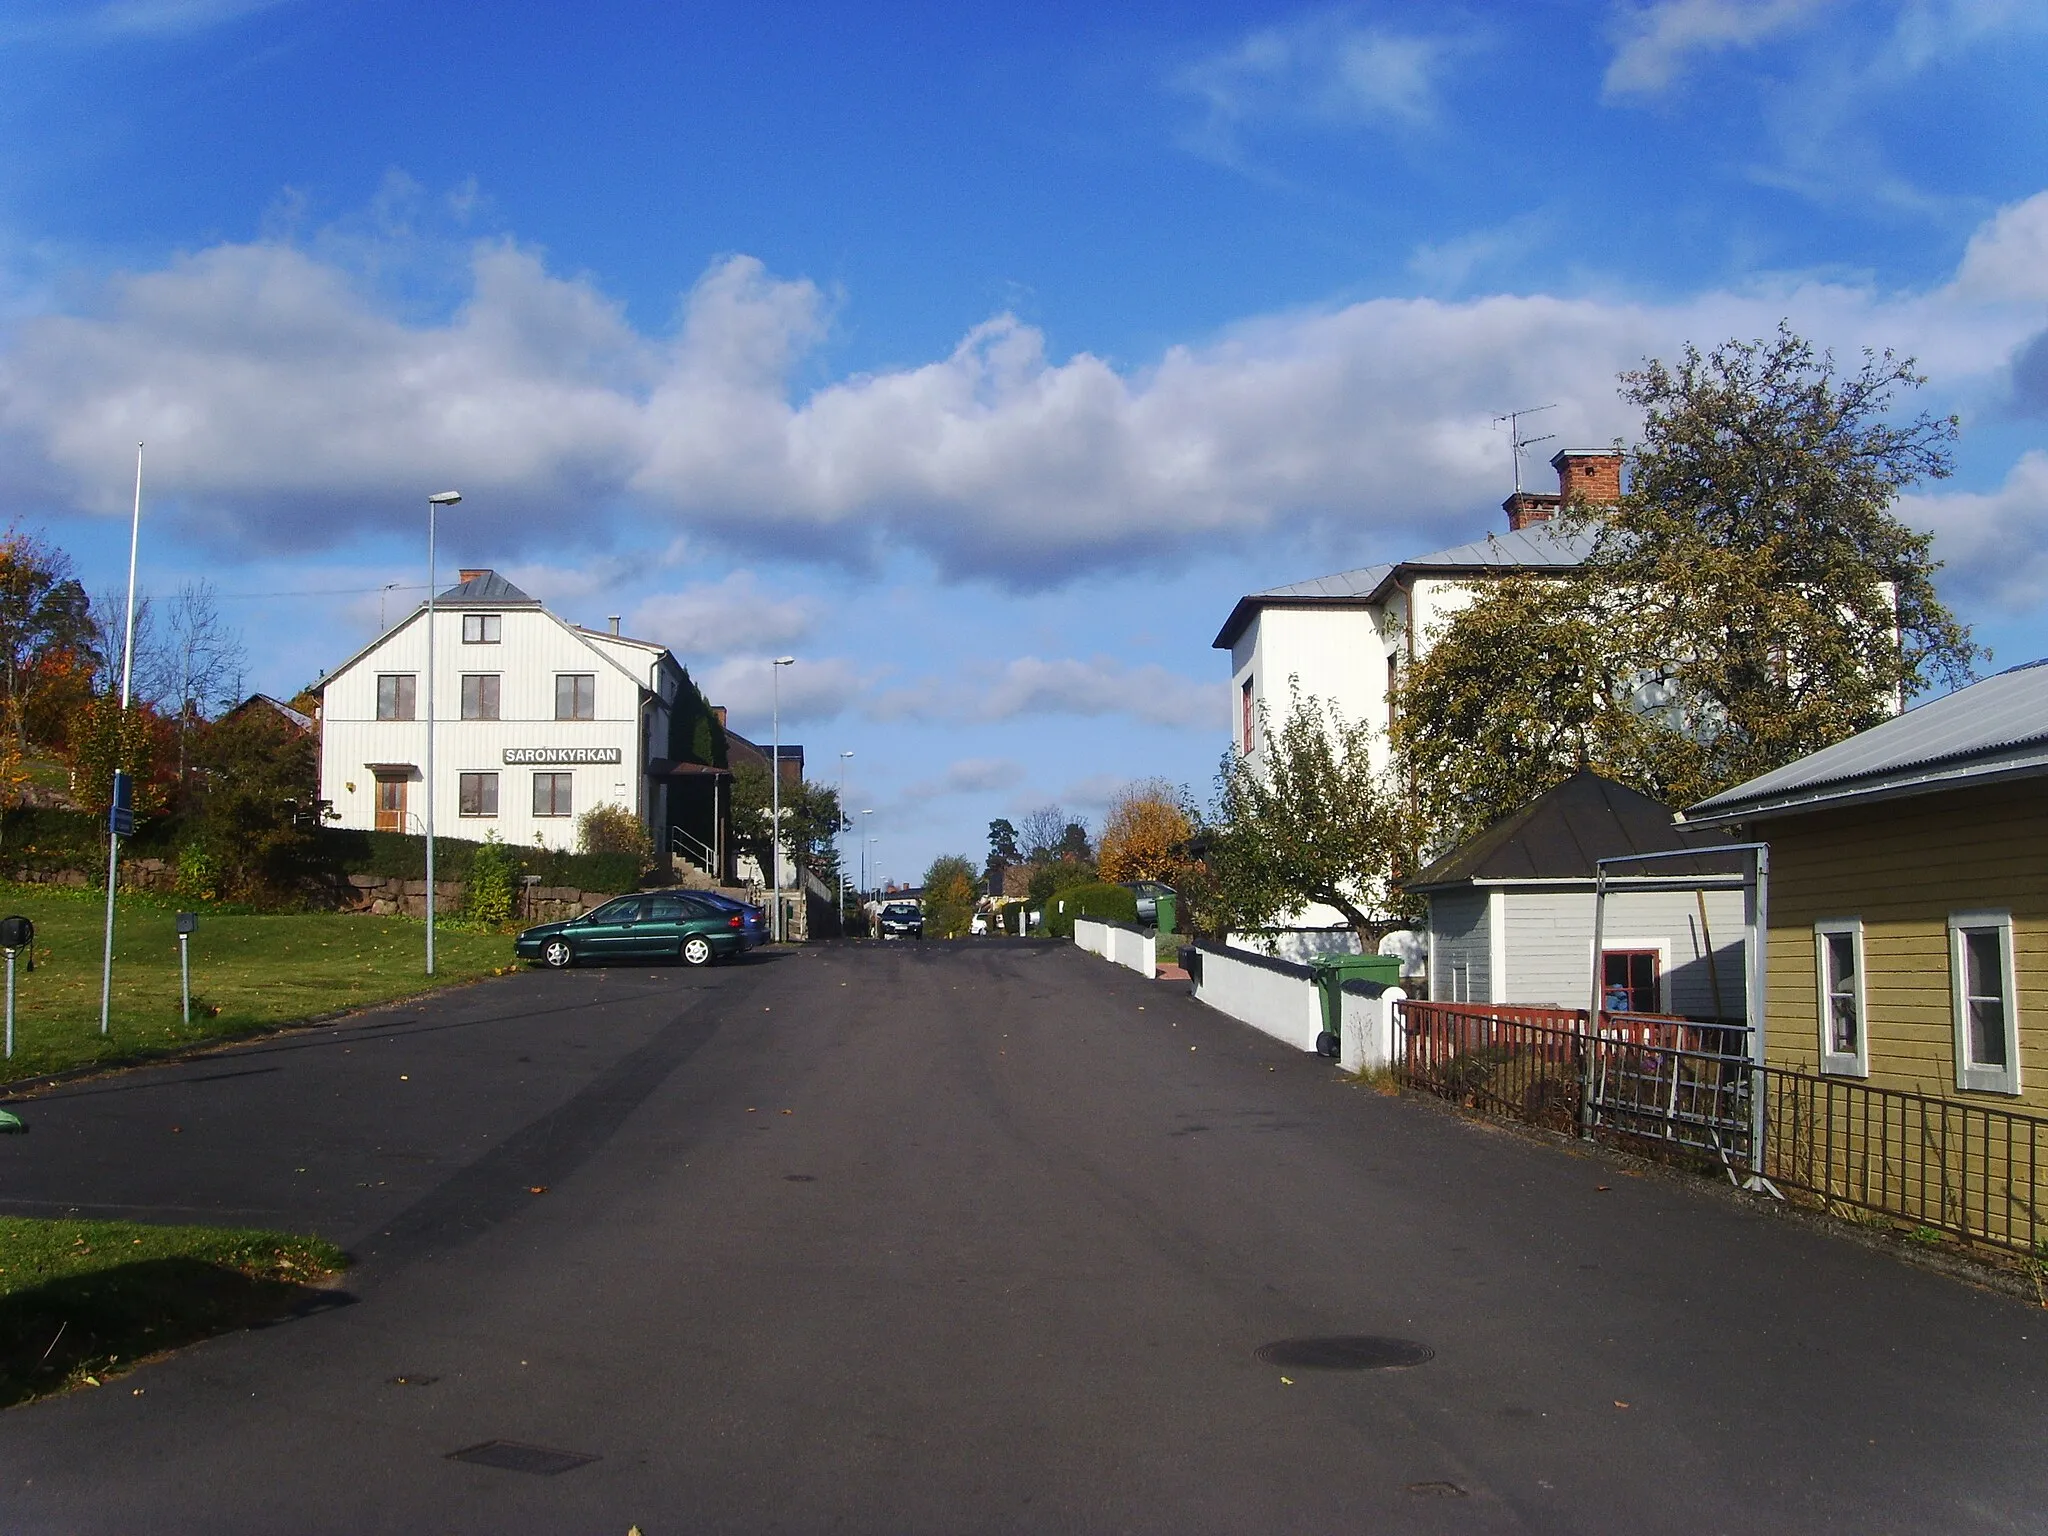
[1684,661,2047,1111]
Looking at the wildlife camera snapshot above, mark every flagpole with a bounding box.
[99,442,144,1036]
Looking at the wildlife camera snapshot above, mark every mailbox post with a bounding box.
[0,915,32,1060]
[175,912,198,1026]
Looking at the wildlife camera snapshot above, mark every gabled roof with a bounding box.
[1407,769,1741,891]
[222,693,313,732]
[1212,525,1593,649]
[437,571,539,605]
[1684,660,2048,827]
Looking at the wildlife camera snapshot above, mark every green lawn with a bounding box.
[0,1216,347,1406]
[0,884,517,1080]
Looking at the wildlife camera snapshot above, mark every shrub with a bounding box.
[1041,881,1137,938]
[466,835,518,927]
[577,802,652,862]
[175,843,221,903]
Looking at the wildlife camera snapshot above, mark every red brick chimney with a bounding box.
[713,705,727,728]
[457,568,489,583]
[1503,449,1623,531]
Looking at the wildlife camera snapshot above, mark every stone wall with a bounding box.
[340,874,615,922]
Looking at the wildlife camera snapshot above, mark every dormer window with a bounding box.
[463,613,502,644]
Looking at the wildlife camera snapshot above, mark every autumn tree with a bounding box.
[1097,778,1193,884]
[921,854,979,939]
[1208,685,1418,946]
[0,531,100,755]
[67,696,175,818]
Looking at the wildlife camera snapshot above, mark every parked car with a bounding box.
[683,890,769,947]
[878,902,923,940]
[1119,881,1175,926]
[516,891,763,969]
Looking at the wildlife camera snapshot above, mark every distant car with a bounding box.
[1120,881,1174,926]
[878,902,923,940]
[516,891,763,969]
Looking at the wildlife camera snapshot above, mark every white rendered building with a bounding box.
[317,570,685,852]
[1212,449,1620,777]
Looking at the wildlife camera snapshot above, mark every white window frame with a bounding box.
[1813,919,1868,1077]
[1950,910,2021,1096]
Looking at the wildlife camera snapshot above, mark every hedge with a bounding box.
[1041,881,1138,939]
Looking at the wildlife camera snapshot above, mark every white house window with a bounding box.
[1951,911,2021,1095]
[462,613,501,644]
[1814,919,1867,1076]
[533,772,573,817]
[376,674,416,721]
[1240,677,1255,754]
[555,673,595,721]
[460,674,500,721]
[458,772,498,817]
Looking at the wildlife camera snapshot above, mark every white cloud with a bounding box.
[628,572,818,659]
[1901,451,2048,617]
[1604,0,1838,97]
[903,757,1027,800]
[872,656,1225,731]
[1173,11,1463,153]
[1954,192,2048,304]
[1,193,2044,589]
[91,0,293,35]
[693,653,866,731]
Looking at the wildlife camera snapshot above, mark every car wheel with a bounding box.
[681,934,714,967]
[541,938,575,970]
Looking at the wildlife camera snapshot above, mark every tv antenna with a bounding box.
[1492,404,1557,495]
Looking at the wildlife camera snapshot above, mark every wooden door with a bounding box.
[375,776,407,833]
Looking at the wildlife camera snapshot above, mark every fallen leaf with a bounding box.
[1614,1400,1630,1409]
[781,1109,793,1115]
[1596,1185,1611,1192]
[1280,1376,1294,1385]
[528,1185,548,1195]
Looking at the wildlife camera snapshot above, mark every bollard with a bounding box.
[4,946,13,1060]
[176,912,198,1026]
[0,916,32,1061]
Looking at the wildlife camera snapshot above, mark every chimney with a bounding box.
[1550,448,1623,505]
[713,706,727,728]
[607,615,621,636]
[457,569,488,584]
[1503,489,1561,532]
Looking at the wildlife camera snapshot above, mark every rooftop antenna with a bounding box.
[1491,404,1557,494]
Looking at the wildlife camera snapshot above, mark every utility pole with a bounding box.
[1491,403,1557,495]
[98,443,145,1037]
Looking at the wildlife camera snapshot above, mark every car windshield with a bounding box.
[883,905,918,919]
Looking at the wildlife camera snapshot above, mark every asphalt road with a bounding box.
[2,939,2046,1534]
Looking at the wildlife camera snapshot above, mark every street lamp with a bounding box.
[424,490,462,975]
[861,808,874,895]
[771,656,796,941]
[837,751,854,901]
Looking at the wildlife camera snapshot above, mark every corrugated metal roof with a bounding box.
[436,570,538,604]
[1407,770,1743,890]
[1686,659,2048,823]
[1213,525,1592,648]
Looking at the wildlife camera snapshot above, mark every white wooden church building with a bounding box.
[317,570,686,852]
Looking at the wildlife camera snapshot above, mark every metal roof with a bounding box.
[1685,659,2048,826]
[1212,525,1593,649]
[436,570,538,605]
[1407,769,1743,891]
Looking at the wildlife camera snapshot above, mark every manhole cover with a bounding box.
[1255,1336,1435,1371]
[1406,1481,1468,1498]
[447,1441,599,1476]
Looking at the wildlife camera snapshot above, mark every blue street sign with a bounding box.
[109,770,134,837]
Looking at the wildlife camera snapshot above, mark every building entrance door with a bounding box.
[375,774,408,833]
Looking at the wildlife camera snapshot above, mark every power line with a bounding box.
[208,583,428,601]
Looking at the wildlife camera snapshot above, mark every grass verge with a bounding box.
[0,883,517,1081]
[0,1216,349,1407]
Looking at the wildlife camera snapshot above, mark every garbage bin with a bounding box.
[1310,953,1402,1057]
[1153,891,1177,938]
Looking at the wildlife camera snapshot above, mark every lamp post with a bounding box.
[424,491,462,976]
[770,656,796,941]
[98,443,145,1037]
[837,751,853,901]
[861,809,873,895]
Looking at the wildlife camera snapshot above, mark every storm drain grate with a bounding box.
[447,1440,599,1476]
[1255,1336,1435,1371]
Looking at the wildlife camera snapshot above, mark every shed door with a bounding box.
[374,774,408,834]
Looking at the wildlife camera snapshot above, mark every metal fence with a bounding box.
[1394,1000,2048,1257]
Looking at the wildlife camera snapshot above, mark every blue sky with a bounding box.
[2,0,2045,884]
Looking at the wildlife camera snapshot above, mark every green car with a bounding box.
[515,892,763,970]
